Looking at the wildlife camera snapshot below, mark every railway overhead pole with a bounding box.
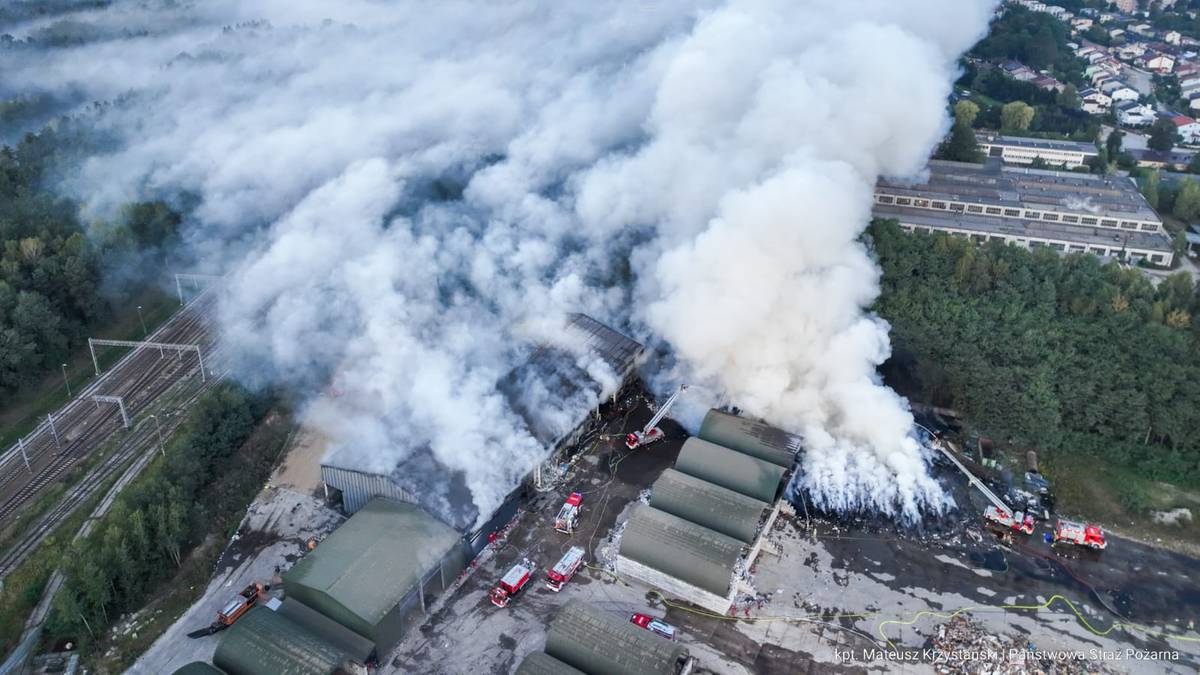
[87,338,207,382]
[91,395,131,429]
[174,273,222,304]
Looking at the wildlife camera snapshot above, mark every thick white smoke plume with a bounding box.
[2,0,998,525]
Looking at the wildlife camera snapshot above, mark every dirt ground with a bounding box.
[269,425,330,498]
[129,487,344,674]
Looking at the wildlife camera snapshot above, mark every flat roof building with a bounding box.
[874,160,1174,265]
[976,133,1098,169]
[282,498,468,657]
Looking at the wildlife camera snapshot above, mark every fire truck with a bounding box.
[555,493,583,534]
[545,546,586,592]
[1053,519,1107,550]
[983,505,1035,535]
[625,385,687,449]
[490,558,537,608]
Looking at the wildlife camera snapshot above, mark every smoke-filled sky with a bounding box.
[2,0,998,526]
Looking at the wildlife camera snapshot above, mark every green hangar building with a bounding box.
[616,409,799,614]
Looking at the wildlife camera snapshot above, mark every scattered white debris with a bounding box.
[1151,508,1193,526]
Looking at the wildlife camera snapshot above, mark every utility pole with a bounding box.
[137,305,147,337]
[47,413,61,450]
[61,363,71,397]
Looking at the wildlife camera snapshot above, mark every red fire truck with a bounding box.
[555,493,583,534]
[1053,520,1107,550]
[490,558,537,608]
[983,505,1035,535]
[545,546,586,592]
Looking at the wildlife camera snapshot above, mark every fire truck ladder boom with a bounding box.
[641,384,688,434]
[933,441,1011,516]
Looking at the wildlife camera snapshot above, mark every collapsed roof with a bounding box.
[322,313,642,529]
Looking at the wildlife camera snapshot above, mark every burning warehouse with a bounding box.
[319,313,643,543]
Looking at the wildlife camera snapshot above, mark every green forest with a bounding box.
[872,220,1200,485]
[45,384,276,646]
[0,123,181,397]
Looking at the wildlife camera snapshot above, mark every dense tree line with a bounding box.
[0,123,181,396]
[871,220,1200,484]
[969,6,1085,86]
[957,65,1099,141]
[46,385,274,644]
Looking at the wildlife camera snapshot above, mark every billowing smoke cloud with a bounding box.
[2,0,997,525]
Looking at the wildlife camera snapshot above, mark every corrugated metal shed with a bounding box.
[649,468,767,543]
[545,604,687,675]
[212,606,351,675]
[674,437,786,502]
[697,409,799,468]
[617,504,743,597]
[513,651,587,675]
[282,498,466,654]
[170,663,228,675]
[319,464,417,516]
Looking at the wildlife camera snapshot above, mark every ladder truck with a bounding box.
[925,431,1034,537]
[626,384,688,449]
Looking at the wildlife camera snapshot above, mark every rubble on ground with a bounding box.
[927,615,1115,674]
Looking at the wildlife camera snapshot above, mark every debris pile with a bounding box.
[928,616,1114,674]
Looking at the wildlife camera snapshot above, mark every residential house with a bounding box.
[1079,87,1112,113]
[1171,115,1200,144]
[1166,30,1183,46]
[1101,80,1140,102]
[1144,52,1176,73]
[1097,12,1118,23]
[1117,101,1156,126]
[1071,17,1094,31]
[1189,97,1200,113]
[1001,60,1038,82]
[1117,42,1148,60]
[1109,28,1126,41]
[1130,23,1155,38]
[1033,74,1065,92]
[1112,0,1135,13]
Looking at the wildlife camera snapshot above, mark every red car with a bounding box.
[629,613,676,641]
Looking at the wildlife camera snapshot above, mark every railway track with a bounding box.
[0,290,222,529]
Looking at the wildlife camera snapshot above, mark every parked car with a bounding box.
[629,613,676,641]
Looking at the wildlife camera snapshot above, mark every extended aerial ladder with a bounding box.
[920,426,1033,535]
[626,384,688,449]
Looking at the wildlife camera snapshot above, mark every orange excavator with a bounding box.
[186,582,268,638]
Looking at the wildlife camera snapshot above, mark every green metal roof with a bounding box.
[514,651,588,675]
[212,606,351,675]
[697,409,799,468]
[171,663,228,675]
[282,498,460,633]
[545,604,687,675]
[618,504,743,597]
[673,437,786,502]
[649,468,767,543]
[276,599,375,662]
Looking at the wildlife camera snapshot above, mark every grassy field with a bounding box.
[1041,450,1200,555]
[0,286,178,451]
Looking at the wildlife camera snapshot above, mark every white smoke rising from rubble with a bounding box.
[4,0,998,525]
